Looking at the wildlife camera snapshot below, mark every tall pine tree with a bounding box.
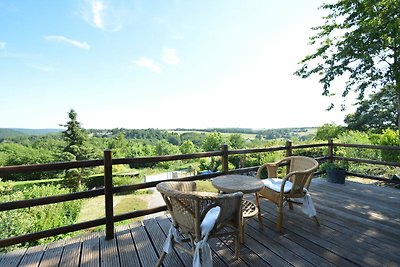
[60,109,92,190]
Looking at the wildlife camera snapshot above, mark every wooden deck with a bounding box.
[1,178,400,267]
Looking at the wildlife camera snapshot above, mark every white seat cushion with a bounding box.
[262,178,293,193]
[200,206,221,237]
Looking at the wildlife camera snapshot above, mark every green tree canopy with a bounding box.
[314,123,345,140]
[229,134,246,149]
[202,132,228,151]
[60,109,93,190]
[179,140,197,155]
[155,140,180,156]
[295,0,400,134]
[60,109,92,161]
[345,85,397,132]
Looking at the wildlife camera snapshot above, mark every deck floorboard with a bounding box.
[1,178,399,267]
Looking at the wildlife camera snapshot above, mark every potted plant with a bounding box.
[320,161,348,184]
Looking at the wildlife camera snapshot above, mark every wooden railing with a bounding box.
[0,140,399,248]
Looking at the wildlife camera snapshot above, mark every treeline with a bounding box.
[171,127,315,140]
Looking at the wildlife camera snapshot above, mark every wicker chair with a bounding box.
[255,156,320,232]
[156,181,243,267]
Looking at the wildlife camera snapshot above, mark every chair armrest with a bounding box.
[257,157,290,178]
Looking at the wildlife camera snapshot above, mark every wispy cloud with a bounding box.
[91,0,106,29]
[44,35,90,50]
[80,0,126,31]
[135,58,162,73]
[0,42,6,50]
[162,48,180,65]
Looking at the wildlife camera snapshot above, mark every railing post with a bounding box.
[104,149,114,240]
[285,140,293,157]
[328,139,334,163]
[221,144,229,174]
[285,140,292,174]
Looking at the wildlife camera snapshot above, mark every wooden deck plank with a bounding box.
[206,234,246,267]
[58,236,82,267]
[246,218,336,267]
[114,224,140,267]
[260,199,397,267]
[242,221,311,267]
[316,208,400,262]
[311,190,400,244]
[286,206,400,265]
[38,239,65,267]
[0,248,26,267]
[218,228,271,267]
[161,215,230,267]
[312,181,400,225]
[155,216,194,266]
[99,233,120,267]
[130,221,159,267]
[18,244,45,267]
[143,218,185,267]
[1,179,400,267]
[262,207,369,266]
[315,200,400,245]
[313,182,400,208]
[316,200,398,245]
[80,232,100,267]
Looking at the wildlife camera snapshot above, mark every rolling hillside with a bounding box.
[0,128,63,138]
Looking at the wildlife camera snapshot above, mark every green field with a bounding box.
[169,130,257,139]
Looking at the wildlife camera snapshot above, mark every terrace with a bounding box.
[1,141,399,266]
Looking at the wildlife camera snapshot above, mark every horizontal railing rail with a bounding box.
[0,140,399,249]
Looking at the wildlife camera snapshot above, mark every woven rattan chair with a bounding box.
[255,156,320,232]
[156,181,243,267]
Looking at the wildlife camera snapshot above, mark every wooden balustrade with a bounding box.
[0,140,399,248]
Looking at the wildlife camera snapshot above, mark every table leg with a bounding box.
[255,192,263,230]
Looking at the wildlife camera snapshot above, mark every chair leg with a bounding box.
[241,221,245,244]
[277,204,283,233]
[255,193,263,230]
[312,215,320,226]
[156,251,167,267]
[235,231,241,259]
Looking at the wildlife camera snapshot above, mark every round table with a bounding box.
[211,174,264,193]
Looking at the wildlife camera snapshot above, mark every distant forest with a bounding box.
[0,127,316,141]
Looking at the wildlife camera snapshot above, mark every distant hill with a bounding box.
[0,128,63,138]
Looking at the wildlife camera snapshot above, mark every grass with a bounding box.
[196,180,218,192]
[76,193,148,233]
[12,178,63,186]
[169,130,257,140]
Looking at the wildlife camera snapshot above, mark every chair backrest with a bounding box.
[156,181,243,238]
[286,156,319,194]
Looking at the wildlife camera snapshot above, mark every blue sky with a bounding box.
[0,0,352,130]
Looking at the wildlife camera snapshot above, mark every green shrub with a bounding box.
[84,174,105,189]
[113,175,149,195]
[0,184,82,252]
[376,129,400,162]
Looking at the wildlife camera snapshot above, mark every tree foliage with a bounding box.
[295,0,400,132]
[314,123,345,140]
[345,85,397,132]
[202,132,228,151]
[229,134,246,149]
[60,109,92,161]
[375,128,400,162]
[60,109,93,190]
[0,182,81,252]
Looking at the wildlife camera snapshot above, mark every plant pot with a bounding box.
[326,169,346,184]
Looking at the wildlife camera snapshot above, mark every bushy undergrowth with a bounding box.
[0,181,82,252]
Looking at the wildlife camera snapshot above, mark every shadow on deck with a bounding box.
[1,178,400,266]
